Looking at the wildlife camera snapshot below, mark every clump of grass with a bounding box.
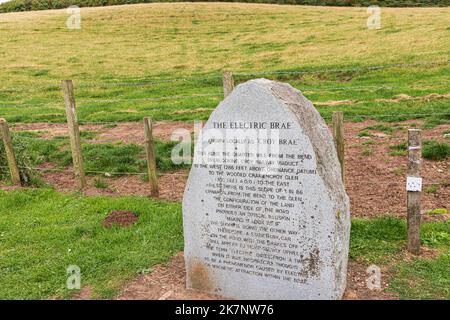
[15,137,192,177]
[94,178,109,189]
[83,143,145,175]
[357,130,371,138]
[362,139,375,145]
[422,140,450,161]
[80,130,99,140]
[364,124,395,134]
[422,115,450,129]
[361,147,373,156]
[425,208,448,215]
[424,184,439,194]
[0,134,43,186]
[388,141,407,156]
[390,166,404,176]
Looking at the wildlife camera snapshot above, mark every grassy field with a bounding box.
[0,188,448,299]
[0,188,183,299]
[0,3,449,124]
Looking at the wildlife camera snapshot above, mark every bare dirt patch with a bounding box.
[36,169,188,202]
[102,210,138,228]
[376,93,450,103]
[315,99,355,106]
[72,286,93,300]
[344,120,449,217]
[117,252,223,300]
[11,121,194,143]
[343,261,397,300]
[117,252,396,300]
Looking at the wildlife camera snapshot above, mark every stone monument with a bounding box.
[183,79,350,299]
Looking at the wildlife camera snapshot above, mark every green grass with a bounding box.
[350,216,407,264]
[93,177,109,189]
[422,140,450,161]
[361,147,373,156]
[0,4,449,124]
[424,184,439,194]
[0,188,183,299]
[350,216,450,299]
[425,208,448,216]
[388,141,408,156]
[5,133,189,181]
[390,253,450,299]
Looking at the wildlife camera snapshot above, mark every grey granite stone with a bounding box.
[183,79,350,300]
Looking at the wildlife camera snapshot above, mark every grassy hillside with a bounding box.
[0,3,449,124]
[1,0,449,14]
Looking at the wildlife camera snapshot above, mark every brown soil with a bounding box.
[315,99,355,106]
[37,167,189,202]
[11,121,194,144]
[118,253,222,300]
[343,261,397,300]
[102,210,138,228]
[72,286,93,300]
[5,120,448,217]
[376,93,450,103]
[116,252,398,300]
[344,120,449,217]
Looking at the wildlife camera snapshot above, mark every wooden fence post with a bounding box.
[61,80,87,190]
[332,111,345,184]
[407,129,422,254]
[223,71,234,98]
[144,117,159,197]
[0,118,21,186]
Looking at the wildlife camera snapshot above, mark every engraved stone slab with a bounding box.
[183,79,350,300]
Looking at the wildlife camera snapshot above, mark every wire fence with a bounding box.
[1,61,449,199]
[1,58,448,94]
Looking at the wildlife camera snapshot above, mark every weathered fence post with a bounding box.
[332,111,345,183]
[0,118,21,186]
[144,117,159,197]
[223,71,234,98]
[61,80,87,190]
[407,129,422,254]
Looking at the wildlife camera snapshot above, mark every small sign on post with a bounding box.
[407,129,422,254]
[61,80,87,190]
[0,118,21,186]
[144,117,159,197]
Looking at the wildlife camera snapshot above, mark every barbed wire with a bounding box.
[77,93,222,104]
[1,164,447,186]
[321,112,450,121]
[234,60,450,78]
[301,81,450,92]
[12,135,67,142]
[71,59,450,89]
[2,111,448,128]
[0,94,220,109]
[2,84,449,110]
[0,59,448,93]
[11,135,132,144]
